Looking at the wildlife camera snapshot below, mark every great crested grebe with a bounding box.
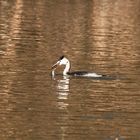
[51,56,105,77]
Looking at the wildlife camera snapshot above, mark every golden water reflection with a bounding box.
[0,0,140,140]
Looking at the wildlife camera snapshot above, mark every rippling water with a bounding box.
[0,0,140,140]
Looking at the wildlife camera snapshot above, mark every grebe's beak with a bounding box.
[52,61,60,70]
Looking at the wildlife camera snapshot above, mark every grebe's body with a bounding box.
[52,56,104,77]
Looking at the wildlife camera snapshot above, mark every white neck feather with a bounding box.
[63,61,70,75]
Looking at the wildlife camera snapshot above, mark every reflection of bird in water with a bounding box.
[52,56,105,77]
[57,76,69,110]
[57,77,69,99]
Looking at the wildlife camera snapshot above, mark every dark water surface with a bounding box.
[0,0,140,140]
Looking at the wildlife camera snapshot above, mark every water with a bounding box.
[0,0,140,140]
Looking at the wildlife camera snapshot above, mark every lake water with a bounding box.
[0,0,140,140]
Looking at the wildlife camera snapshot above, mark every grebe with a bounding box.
[51,56,104,77]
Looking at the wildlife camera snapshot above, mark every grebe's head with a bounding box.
[52,56,69,70]
[59,56,69,65]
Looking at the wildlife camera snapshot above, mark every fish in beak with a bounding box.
[51,56,65,76]
[51,60,60,77]
[52,61,60,70]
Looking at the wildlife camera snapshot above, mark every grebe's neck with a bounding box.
[63,61,70,75]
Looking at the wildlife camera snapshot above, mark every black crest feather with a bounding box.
[59,55,64,60]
